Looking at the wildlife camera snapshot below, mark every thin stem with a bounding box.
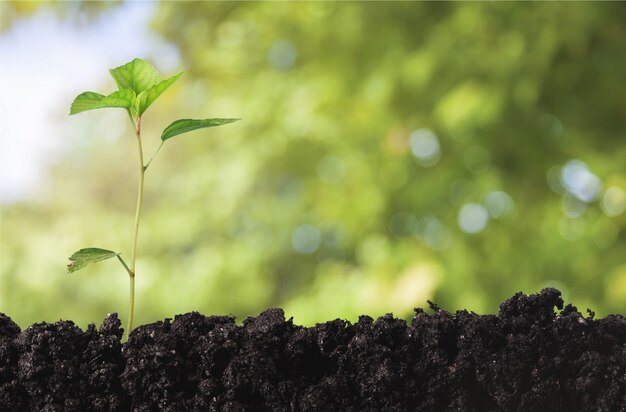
[144,141,164,171]
[128,116,145,335]
[116,254,133,277]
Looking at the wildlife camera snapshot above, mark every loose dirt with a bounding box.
[1,288,623,411]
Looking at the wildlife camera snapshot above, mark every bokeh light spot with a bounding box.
[458,203,489,234]
[463,145,491,174]
[547,166,565,194]
[268,39,297,70]
[601,186,626,217]
[292,224,321,254]
[560,160,601,203]
[561,192,588,218]
[316,155,346,185]
[409,128,440,167]
[416,216,452,250]
[485,191,514,219]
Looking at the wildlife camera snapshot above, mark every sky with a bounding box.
[0,2,179,204]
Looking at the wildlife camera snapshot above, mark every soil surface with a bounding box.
[0,288,624,411]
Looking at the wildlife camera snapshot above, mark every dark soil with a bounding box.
[0,288,624,411]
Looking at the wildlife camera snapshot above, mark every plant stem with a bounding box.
[129,116,145,335]
[144,141,164,171]
[116,254,132,277]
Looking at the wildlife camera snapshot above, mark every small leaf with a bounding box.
[67,248,119,274]
[161,118,240,142]
[70,90,136,115]
[109,58,160,95]
[137,72,183,115]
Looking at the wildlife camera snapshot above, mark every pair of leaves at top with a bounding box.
[71,58,180,119]
[69,58,239,142]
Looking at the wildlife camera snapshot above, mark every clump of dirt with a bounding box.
[0,311,126,411]
[0,288,623,411]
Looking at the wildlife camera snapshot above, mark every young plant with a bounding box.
[66,58,239,335]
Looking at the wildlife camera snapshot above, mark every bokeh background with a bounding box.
[1,2,625,330]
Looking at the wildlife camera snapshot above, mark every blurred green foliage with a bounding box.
[1,2,625,329]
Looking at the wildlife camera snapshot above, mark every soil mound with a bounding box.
[1,288,624,411]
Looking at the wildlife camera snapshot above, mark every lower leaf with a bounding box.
[67,248,119,273]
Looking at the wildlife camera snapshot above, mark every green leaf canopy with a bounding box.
[70,58,184,119]
[161,118,240,142]
[69,90,136,115]
[109,58,160,94]
[137,72,183,115]
[67,248,119,273]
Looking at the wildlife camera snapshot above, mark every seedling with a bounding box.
[66,58,239,335]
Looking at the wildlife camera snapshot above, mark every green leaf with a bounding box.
[70,90,136,115]
[67,248,119,274]
[161,118,240,142]
[137,72,183,115]
[109,58,160,95]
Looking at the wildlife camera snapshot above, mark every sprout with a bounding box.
[67,58,240,336]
